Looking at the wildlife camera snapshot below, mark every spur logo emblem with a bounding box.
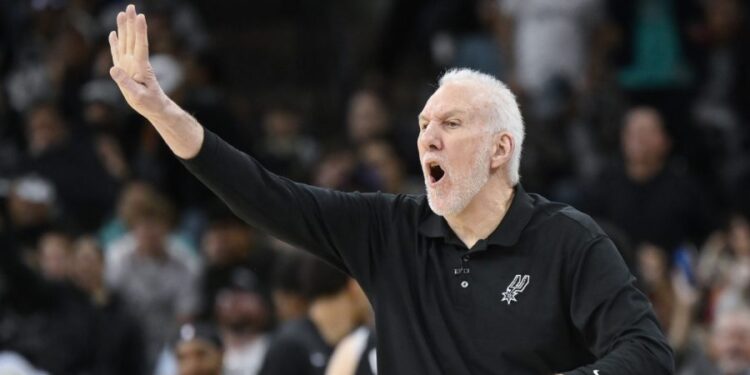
[501,274,530,305]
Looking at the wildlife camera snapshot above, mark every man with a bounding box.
[200,205,276,320]
[71,236,147,375]
[260,256,370,375]
[107,5,673,373]
[105,189,201,370]
[679,307,750,375]
[175,324,225,375]
[586,107,714,256]
[216,269,272,375]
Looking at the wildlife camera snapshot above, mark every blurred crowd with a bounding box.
[1,0,750,374]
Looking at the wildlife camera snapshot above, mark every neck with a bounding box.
[309,294,357,346]
[626,159,664,183]
[445,177,515,249]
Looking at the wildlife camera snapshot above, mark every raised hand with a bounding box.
[108,4,169,121]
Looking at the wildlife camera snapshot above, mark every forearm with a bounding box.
[146,99,204,160]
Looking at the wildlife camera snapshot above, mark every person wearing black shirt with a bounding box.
[260,256,370,375]
[108,5,674,374]
[586,107,714,255]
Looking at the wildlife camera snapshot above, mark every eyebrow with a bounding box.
[418,109,467,122]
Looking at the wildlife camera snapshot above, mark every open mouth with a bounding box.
[428,162,445,184]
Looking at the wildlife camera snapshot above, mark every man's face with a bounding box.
[621,109,670,166]
[176,340,223,375]
[39,233,73,281]
[418,82,494,216]
[711,311,750,374]
[72,239,104,294]
[202,224,253,266]
[215,289,269,332]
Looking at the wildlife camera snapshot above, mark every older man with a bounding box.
[107,5,673,374]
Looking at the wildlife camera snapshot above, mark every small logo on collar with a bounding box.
[501,274,530,305]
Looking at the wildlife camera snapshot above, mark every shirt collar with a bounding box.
[418,184,535,249]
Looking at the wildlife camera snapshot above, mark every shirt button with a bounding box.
[460,281,469,288]
[462,255,469,262]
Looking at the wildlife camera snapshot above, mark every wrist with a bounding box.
[148,96,184,128]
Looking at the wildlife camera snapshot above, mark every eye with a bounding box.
[446,120,460,128]
[419,122,428,131]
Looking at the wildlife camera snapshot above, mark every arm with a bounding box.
[107,5,387,284]
[108,5,203,160]
[564,237,675,375]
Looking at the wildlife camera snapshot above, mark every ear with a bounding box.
[490,132,513,170]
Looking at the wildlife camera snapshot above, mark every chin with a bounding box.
[426,189,465,217]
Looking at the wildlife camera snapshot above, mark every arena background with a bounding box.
[1,0,750,374]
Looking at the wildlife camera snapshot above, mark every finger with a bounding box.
[126,4,136,55]
[109,31,120,65]
[116,11,126,57]
[134,14,149,64]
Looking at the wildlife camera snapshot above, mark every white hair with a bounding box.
[438,68,525,185]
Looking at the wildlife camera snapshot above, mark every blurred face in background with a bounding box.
[636,244,669,288]
[711,310,750,375]
[360,140,405,193]
[25,105,68,156]
[202,223,253,266]
[621,108,671,167]
[728,215,750,257]
[38,232,73,280]
[418,82,495,216]
[7,179,55,228]
[133,216,170,257]
[215,289,270,334]
[176,339,223,375]
[347,90,389,144]
[71,237,105,295]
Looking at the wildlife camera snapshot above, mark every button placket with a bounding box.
[459,254,471,289]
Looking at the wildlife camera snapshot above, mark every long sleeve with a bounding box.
[179,129,390,290]
[564,236,675,375]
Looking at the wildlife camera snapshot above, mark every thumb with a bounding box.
[109,66,141,94]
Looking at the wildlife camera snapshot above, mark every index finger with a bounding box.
[134,13,149,64]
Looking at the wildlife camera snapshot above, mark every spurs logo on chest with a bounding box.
[501,274,530,305]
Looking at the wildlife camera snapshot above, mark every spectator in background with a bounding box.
[71,235,147,375]
[0,229,99,375]
[270,251,311,324]
[255,105,318,182]
[216,269,272,375]
[347,89,391,145]
[200,205,276,320]
[17,101,119,232]
[260,257,370,375]
[691,0,750,167]
[105,189,201,370]
[6,175,57,250]
[358,139,422,194]
[498,0,605,97]
[100,180,159,247]
[175,324,224,375]
[679,307,750,375]
[37,229,73,281]
[585,106,714,256]
[700,213,750,319]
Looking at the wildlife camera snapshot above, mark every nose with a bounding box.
[418,122,443,152]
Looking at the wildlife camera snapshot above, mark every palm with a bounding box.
[108,4,165,119]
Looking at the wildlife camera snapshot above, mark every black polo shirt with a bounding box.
[181,130,674,375]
